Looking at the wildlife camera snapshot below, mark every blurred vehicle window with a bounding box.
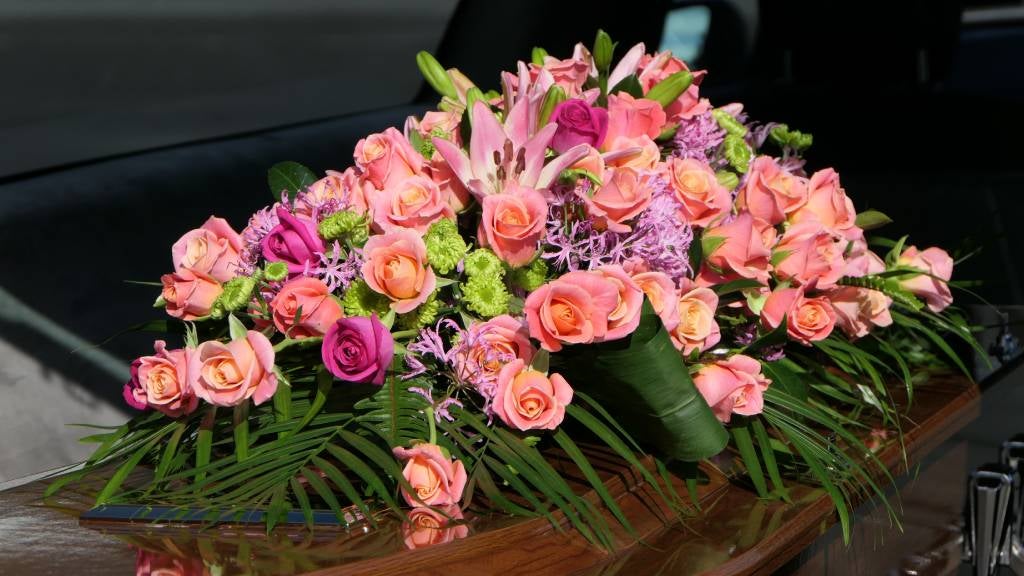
[0,0,457,179]
[659,5,711,62]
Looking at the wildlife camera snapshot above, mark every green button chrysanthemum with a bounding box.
[424,218,468,275]
[341,280,391,318]
[318,210,369,246]
[463,275,510,318]
[509,257,548,291]
[464,248,505,279]
[210,275,257,319]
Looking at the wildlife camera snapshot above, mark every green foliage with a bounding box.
[267,161,316,202]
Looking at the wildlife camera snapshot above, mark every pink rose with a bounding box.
[524,271,620,352]
[428,157,471,213]
[392,443,467,507]
[261,207,325,276]
[402,505,469,550]
[362,229,436,313]
[737,156,809,225]
[371,174,455,234]
[455,315,535,384]
[671,284,721,354]
[603,92,667,147]
[269,277,343,338]
[898,246,954,312]
[533,56,591,97]
[694,354,771,423]
[171,216,243,282]
[702,212,772,284]
[161,269,222,320]
[321,314,394,386]
[493,359,573,431]
[829,285,893,339]
[550,99,609,154]
[134,549,206,576]
[123,341,197,417]
[662,157,731,227]
[761,288,837,345]
[604,135,661,170]
[353,127,425,191]
[581,167,654,232]
[189,330,277,407]
[595,265,645,340]
[630,270,680,332]
[772,220,846,289]
[789,168,861,241]
[479,182,547,267]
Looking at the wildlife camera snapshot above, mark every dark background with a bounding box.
[0,0,1021,481]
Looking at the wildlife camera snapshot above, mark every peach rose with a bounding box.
[571,144,605,177]
[604,135,661,170]
[161,269,222,320]
[269,277,343,339]
[371,174,455,234]
[672,283,721,354]
[362,229,436,314]
[479,182,547,267]
[772,220,846,289]
[630,270,680,332]
[581,167,655,232]
[737,156,809,225]
[402,505,469,550]
[171,216,243,282]
[789,168,861,241]
[189,330,277,407]
[524,271,620,352]
[392,443,467,507]
[493,359,574,431]
[829,285,893,339]
[595,265,645,340]
[455,315,536,384]
[761,288,837,345]
[124,341,197,418]
[353,127,425,191]
[898,246,954,312]
[662,157,731,227]
[702,212,772,284]
[694,354,771,423]
[603,92,667,146]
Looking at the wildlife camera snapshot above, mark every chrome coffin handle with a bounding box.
[964,464,1015,576]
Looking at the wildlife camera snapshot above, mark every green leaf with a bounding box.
[289,477,315,529]
[713,279,763,296]
[96,435,162,505]
[770,249,792,268]
[154,421,187,482]
[854,210,893,230]
[267,161,316,202]
[266,485,288,534]
[300,467,349,525]
[731,423,769,498]
[701,235,726,262]
[609,74,644,99]
[645,70,693,107]
[744,318,788,355]
[553,300,728,461]
[288,367,333,438]
[761,360,807,400]
[415,51,458,100]
[311,455,374,527]
[553,429,637,537]
[196,406,217,483]
[233,403,250,463]
[751,419,790,501]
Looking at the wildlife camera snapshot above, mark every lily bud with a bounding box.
[593,29,615,73]
[416,51,458,100]
[537,85,567,128]
[645,70,693,108]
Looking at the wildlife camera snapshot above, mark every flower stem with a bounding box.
[390,329,420,340]
[426,406,437,445]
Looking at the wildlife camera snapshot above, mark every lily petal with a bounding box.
[536,143,590,192]
[608,42,646,88]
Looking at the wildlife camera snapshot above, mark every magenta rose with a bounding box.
[321,314,394,385]
[550,99,609,154]
[261,206,325,275]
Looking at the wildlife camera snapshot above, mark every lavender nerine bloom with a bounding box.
[671,111,726,164]
[542,177,694,283]
[304,241,363,293]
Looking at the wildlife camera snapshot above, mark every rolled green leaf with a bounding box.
[552,300,728,461]
[267,161,316,202]
[645,70,693,108]
[537,85,567,128]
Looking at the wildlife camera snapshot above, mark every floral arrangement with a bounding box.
[57,31,978,549]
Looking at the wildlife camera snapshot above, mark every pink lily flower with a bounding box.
[434,100,590,200]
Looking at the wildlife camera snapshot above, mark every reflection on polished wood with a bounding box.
[0,374,979,575]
